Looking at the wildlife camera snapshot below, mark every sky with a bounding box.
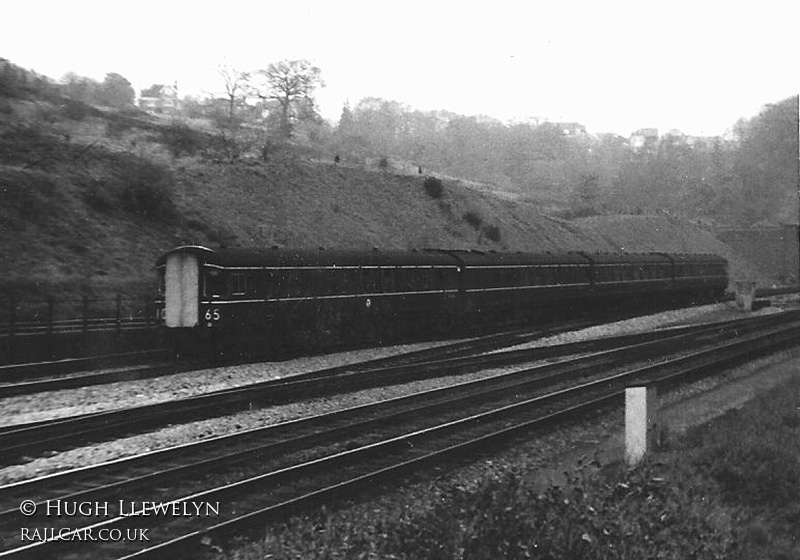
[2,0,798,137]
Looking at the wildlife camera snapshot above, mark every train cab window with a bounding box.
[204,269,225,298]
[229,272,247,296]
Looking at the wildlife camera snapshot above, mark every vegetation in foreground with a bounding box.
[226,375,800,559]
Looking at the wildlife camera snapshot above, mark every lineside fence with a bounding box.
[0,295,164,365]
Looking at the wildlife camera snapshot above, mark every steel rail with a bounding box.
[1,314,738,520]
[2,320,797,560]
[0,311,794,464]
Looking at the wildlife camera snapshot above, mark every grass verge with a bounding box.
[222,373,800,559]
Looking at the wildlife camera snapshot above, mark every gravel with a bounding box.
[0,339,464,426]
[0,299,793,486]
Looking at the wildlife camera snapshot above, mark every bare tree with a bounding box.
[252,59,323,137]
[217,62,249,124]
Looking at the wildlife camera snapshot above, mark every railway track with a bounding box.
[0,310,796,464]
[0,301,761,396]
[0,307,684,396]
[0,315,612,397]
[0,351,169,381]
[0,311,797,558]
[0,311,793,464]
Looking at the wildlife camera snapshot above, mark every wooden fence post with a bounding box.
[47,296,54,358]
[8,295,16,363]
[82,295,89,355]
[116,294,122,336]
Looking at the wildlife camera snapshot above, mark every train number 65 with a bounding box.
[205,309,221,321]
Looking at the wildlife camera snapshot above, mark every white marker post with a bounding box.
[625,385,658,467]
[734,281,756,311]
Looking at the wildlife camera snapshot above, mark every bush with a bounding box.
[105,117,134,138]
[0,125,66,170]
[1,167,61,222]
[483,224,501,242]
[386,463,732,560]
[463,211,483,230]
[201,132,240,162]
[378,156,389,170]
[83,153,176,219]
[692,404,800,511]
[83,177,115,212]
[118,158,174,218]
[423,176,444,199]
[160,121,206,158]
[60,98,97,121]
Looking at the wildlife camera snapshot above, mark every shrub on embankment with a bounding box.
[230,374,800,559]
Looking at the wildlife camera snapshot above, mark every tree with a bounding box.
[140,84,165,98]
[732,96,799,225]
[61,72,101,104]
[252,59,323,137]
[337,102,355,137]
[217,62,249,125]
[98,72,134,108]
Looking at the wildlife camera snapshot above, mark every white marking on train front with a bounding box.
[165,253,199,327]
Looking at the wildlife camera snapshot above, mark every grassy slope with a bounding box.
[0,95,767,302]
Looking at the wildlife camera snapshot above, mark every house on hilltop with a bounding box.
[556,122,587,136]
[629,128,658,150]
[138,83,179,114]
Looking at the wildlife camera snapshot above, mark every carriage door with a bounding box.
[165,253,200,327]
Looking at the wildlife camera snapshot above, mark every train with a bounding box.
[154,245,729,357]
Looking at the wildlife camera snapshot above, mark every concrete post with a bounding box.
[734,281,756,311]
[625,385,658,466]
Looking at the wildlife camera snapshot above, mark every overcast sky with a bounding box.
[3,0,797,136]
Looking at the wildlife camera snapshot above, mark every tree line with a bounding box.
[330,96,798,228]
[2,56,796,229]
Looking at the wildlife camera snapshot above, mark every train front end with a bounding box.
[155,246,215,356]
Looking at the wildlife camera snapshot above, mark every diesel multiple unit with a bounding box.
[155,245,728,355]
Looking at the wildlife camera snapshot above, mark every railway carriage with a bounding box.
[156,246,462,354]
[155,245,728,357]
[667,253,729,302]
[587,252,675,305]
[444,250,594,323]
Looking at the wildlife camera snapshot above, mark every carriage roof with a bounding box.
[156,246,726,270]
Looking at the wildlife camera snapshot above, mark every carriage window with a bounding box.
[229,272,247,295]
[204,269,225,297]
[382,267,396,292]
[361,268,375,293]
